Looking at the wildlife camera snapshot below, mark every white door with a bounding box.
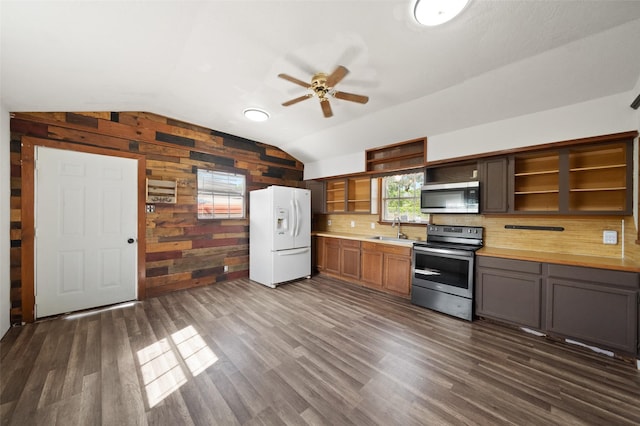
[35,146,138,318]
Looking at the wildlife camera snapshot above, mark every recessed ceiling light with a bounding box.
[414,0,469,26]
[243,108,270,122]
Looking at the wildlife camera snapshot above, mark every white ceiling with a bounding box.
[2,1,640,166]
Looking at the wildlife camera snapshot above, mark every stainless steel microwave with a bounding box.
[420,181,480,214]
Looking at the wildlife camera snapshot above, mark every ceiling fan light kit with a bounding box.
[243,108,270,122]
[278,65,369,118]
[414,0,470,26]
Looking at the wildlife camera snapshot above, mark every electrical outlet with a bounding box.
[328,219,332,226]
[350,221,355,228]
[145,204,155,213]
[224,265,229,272]
[603,230,617,245]
[370,222,375,229]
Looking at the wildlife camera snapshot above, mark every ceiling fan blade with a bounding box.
[321,99,333,118]
[326,66,349,87]
[333,91,369,104]
[278,73,311,88]
[282,94,313,106]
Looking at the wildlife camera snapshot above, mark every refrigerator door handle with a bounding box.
[294,198,300,237]
[290,199,297,237]
[275,247,309,256]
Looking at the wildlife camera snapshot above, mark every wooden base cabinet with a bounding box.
[383,251,411,296]
[318,237,360,280]
[318,237,411,297]
[340,240,361,280]
[476,255,640,357]
[361,243,384,289]
[361,242,411,296]
[546,264,639,355]
[324,238,341,275]
[476,257,543,329]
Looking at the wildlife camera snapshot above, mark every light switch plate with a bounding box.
[603,230,617,245]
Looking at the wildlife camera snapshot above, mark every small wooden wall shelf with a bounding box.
[146,178,178,204]
[366,138,426,172]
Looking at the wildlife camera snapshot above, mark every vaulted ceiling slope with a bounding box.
[2,1,640,166]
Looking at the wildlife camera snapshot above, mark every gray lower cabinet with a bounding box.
[476,257,543,329]
[476,255,640,356]
[546,264,639,355]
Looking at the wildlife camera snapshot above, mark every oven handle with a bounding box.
[414,268,441,276]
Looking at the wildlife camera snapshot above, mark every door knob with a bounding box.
[127,238,135,244]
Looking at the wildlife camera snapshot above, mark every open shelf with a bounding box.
[567,142,628,212]
[366,138,426,172]
[512,151,561,213]
[325,177,371,213]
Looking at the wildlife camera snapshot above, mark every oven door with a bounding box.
[412,245,475,298]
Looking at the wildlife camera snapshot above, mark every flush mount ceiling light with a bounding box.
[243,108,270,122]
[414,0,470,26]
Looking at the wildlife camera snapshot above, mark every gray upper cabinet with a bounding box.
[305,180,325,214]
[479,157,509,213]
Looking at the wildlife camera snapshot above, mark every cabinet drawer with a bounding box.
[477,256,542,275]
[381,244,411,256]
[341,239,361,249]
[547,264,639,289]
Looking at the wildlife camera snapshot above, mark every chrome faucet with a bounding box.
[391,216,407,239]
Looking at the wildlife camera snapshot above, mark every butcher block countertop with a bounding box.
[312,231,416,247]
[313,232,639,273]
[477,246,640,273]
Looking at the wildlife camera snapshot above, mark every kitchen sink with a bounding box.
[369,236,416,243]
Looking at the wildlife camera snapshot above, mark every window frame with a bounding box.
[196,168,246,220]
[379,171,429,224]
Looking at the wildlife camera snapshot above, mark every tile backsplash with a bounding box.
[315,213,640,261]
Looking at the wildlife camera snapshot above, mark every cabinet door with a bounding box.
[480,157,508,213]
[324,238,341,275]
[361,246,383,289]
[546,278,638,354]
[315,236,325,271]
[306,180,325,214]
[341,241,361,280]
[476,267,542,329]
[383,254,411,296]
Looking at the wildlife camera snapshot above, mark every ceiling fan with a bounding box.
[278,65,369,118]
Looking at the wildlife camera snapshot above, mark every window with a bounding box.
[197,169,246,219]
[381,172,430,223]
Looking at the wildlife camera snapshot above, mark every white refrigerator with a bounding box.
[249,185,311,288]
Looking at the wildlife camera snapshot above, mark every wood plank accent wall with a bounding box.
[9,111,304,324]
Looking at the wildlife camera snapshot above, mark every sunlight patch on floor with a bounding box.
[137,325,218,408]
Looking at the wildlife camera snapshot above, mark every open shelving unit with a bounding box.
[347,177,371,213]
[510,141,631,214]
[567,143,628,212]
[366,138,426,173]
[513,152,560,212]
[325,179,346,213]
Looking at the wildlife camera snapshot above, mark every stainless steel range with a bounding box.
[411,225,484,321]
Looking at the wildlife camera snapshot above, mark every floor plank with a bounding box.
[1,275,639,425]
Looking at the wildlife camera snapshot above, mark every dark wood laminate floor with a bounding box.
[1,275,639,425]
